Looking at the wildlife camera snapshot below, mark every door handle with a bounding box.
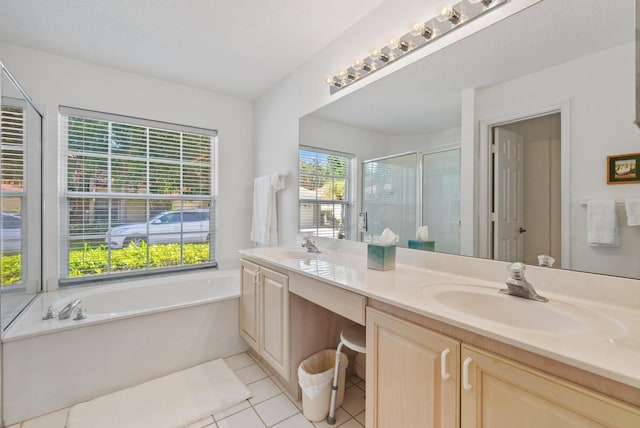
[519,227,527,233]
[440,348,450,380]
[463,357,473,391]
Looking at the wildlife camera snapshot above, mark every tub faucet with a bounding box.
[499,263,548,302]
[301,236,321,253]
[58,299,82,319]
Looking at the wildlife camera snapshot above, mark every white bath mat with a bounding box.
[66,359,251,428]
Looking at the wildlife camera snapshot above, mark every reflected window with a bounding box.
[298,146,354,239]
[1,105,24,286]
[59,107,217,284]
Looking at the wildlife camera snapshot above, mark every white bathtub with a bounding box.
[4,269,240,340]
[2,269,249,424]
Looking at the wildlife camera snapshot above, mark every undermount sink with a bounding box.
[425,284,622,335]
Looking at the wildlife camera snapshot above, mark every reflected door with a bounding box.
[493,128,524,262]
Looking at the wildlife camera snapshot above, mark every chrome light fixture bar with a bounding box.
[324,0,507,94]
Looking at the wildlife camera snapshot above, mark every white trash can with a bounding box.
[298,349,348,422]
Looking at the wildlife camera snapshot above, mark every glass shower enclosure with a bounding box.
[361,149,461,252]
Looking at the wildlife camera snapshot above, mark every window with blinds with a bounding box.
[59,107,217,283]
[1,105,25,286]
[298,146,353,239]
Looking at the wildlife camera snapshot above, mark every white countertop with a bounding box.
[239,245,640,390]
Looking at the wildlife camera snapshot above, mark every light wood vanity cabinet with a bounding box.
[239,259,290,381]
[366,307,460,428]
[461,345,640,428]
[367,307,640,428]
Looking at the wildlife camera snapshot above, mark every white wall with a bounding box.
[386,127,461,155]
[474,42,640,278]
[254,0,538,247]
[0,42,254,289]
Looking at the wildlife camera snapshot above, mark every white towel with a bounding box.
[624,198,640,226]
[250,174,285,246]
[587,200,619,246]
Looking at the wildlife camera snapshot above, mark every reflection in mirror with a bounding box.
[1,63,43,333]
[299,0,640,279]
[362,152,418,246]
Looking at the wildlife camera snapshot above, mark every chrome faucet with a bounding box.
[301,236,321,253]
[58,299,83,319]
[499,262,548,302]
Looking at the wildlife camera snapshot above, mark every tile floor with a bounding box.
[11,352,366,428]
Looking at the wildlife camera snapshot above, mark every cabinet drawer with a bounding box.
[289,272,365,325]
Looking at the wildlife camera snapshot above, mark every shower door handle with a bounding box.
[519,227,527,233]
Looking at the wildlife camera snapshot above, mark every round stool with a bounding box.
[328,323,366,425]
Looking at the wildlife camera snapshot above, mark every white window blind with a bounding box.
[298,146,353,239]
[59,107,217,283]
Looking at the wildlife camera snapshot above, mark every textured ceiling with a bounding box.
[0,0,385,99]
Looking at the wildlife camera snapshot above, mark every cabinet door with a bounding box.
[461,345,640,427]
[260,266,290,381]
[239,260,260,350]
[366,308,460,428]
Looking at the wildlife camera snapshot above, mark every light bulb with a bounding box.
[410,22,425,36]
[338,69,348,79]
[387,36,409,52]
[437,5,460,24]
[323,75,335,86]
[354,58,372,72]
[369,47,381,59]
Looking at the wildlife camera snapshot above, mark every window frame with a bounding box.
[298,145,354,240]
[59,106,218,285]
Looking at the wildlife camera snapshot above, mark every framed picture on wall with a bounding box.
[607,152,640,184]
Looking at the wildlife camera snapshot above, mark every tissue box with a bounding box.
[367,244,396,271]
[408,240,435,251]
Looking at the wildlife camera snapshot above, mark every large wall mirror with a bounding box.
[299,0,640,279]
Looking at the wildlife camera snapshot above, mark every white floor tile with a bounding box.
[235,363,268,384]
[224,353,256,370]
[217,408,266,428]
[341,386,365,417]
[338,419,364,428]
[253,393,299,427]
[21,408,68,428]
[355,381,366,392]
[185,415,216,427]
[311,407,350,428]
[257,360,273,376]
[272,412,315,428]
[213,400,251,421]
[355,411,365,426]
[248,377,282,405]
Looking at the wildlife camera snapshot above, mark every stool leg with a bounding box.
[327,342,344,425]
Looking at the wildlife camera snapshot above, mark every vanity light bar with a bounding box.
[324,0,507,94]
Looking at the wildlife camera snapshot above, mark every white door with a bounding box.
[493,128,524,262]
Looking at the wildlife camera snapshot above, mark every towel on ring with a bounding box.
[624,198,640,226]
[250,174,286,246]
[587,200,619,247]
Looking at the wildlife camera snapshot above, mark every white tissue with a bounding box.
[379,228,399,246]
[415,226,429,242]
